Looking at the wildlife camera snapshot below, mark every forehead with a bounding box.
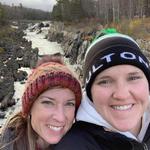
[96,65,143,76]
[39,87,75,100]
[33,88,75,106]
[41,87,73,95]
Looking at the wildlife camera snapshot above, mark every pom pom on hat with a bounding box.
[93,28,118,42]
[22,55,82,117]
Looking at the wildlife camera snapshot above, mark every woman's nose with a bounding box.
[112,81,131,100]
[53,106,66,123]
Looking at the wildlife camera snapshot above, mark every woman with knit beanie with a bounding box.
[0,53,82,150]
[53,30,150,150]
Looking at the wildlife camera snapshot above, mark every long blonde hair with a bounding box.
[0,54,65,150]
[0,112,38,150]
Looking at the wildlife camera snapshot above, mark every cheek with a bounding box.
[31,106,50,125]
[92,93,110,116]
[31,109,51,133]
[31,110,43,126]
[136,82,149,102]
[66,109,75,122]
[131,82,149,111]
[91,86,111,105]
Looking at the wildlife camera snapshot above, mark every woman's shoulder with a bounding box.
[53,121,135,150]
[0,127,16,150]
[59,121,96,142]
[53,121,104,150]
[71,121,104,135]
[0,127,16,142]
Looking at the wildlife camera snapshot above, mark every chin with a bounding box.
[48,137,62,144]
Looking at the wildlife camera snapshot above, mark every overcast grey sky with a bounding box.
[0,0,57,12]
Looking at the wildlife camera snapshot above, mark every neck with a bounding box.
[36,137,49,149]
[130,118,142,137]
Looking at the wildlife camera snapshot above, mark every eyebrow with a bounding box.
[38,96,55,101]
[95,75,111,81]
[95,71,142,80]
[38,96,76,101]
[127,70,144,76]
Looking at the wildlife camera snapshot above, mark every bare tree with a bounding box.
[52,0,150,22]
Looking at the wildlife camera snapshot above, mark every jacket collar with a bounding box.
[76,91,150,142]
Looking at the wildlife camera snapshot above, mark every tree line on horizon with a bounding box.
[0,0,150,26]
[0,3,50,25]
[51,0,150,24]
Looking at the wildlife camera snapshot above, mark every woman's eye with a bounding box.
[66,101,75,107]
[97,79,111,85]
[41,100,54,105]
[128,76,141,81]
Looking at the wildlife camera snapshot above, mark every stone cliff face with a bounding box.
[1,21,149,123]
[47,22,150,85]
[0,25,38,120]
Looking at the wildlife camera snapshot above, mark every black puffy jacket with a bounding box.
[53,121,150,150]
[0,127,29,150]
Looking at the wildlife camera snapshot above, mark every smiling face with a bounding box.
[91,65,149,136]
[30,87,76,147]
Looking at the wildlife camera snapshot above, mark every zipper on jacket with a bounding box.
[143,143,149,150]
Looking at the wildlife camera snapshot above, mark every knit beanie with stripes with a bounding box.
[22,55,82,117]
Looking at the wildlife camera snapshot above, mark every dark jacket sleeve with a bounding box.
[0,128,15,150]
[53,134,98,150]
[53,126,101,150]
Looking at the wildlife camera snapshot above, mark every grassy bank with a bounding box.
[62,17,150,40]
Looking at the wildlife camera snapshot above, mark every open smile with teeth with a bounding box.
[112,104,133,111]
[47,125,63,131]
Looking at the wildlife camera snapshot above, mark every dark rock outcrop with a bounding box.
[47,23,150,85]
[0,24,39,118]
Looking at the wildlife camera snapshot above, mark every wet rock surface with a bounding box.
[0,20,150,126]
[0,23,38,119]
[47,22,150,84]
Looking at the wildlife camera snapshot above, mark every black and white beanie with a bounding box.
[83,33,150,100]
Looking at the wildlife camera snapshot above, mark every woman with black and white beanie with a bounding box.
[53,29,150,150]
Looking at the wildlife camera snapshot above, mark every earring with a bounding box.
[28,114,31,120]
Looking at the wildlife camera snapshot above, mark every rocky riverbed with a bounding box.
[46,21,150,83]
[0,20,150,130]
[0,21,63,128]
[0,23,39,127]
